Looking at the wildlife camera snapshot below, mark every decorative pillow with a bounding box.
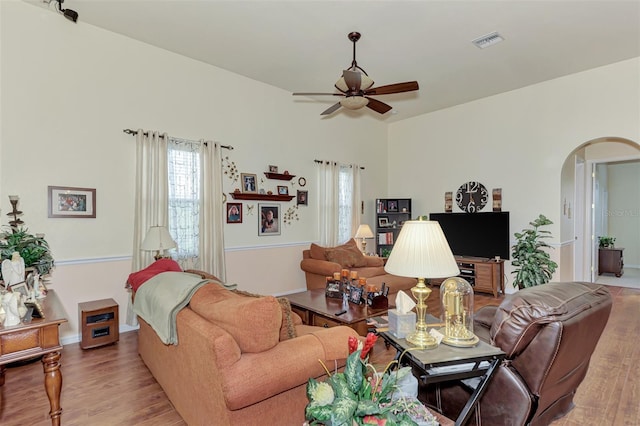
[325,239,367,268]
[232,289,297,341]
[309,243,327,260]
[189,286,282,353]
[127,258,182,291]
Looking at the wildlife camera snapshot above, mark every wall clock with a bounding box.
[455,181,489,213]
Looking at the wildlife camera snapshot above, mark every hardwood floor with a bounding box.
[0,285,636,425]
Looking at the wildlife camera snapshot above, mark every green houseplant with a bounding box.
[0,227,54,277]
[598,236,616,248]
[511,214,558,289]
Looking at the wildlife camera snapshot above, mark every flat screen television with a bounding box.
[429,212,510,260]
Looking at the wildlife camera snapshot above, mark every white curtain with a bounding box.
[199,140,226,281]
[132,130,169,272]
[317,161,340,246]
[129,129,168,325]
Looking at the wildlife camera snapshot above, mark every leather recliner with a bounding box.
[423,281,612,426]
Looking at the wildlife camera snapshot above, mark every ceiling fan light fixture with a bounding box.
[335,73,374,92]
[340,96,369,110]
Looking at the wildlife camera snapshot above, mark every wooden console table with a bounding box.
[0,290,68,425]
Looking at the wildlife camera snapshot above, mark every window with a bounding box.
[167,139,201,261]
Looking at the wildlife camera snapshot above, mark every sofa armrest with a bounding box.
[473,305,498,343]
[300,258,342,276]
[474,305,498,330]
[365,256,384,267]
[222,327,357,410]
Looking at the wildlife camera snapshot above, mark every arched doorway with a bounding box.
[561,137,640,283]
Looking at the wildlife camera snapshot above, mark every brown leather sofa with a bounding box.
[300,239,417,295]
[423,281,612,426]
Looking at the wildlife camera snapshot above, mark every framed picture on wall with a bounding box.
[259,204,280,236]
[226,203,242,224]
[48,186,96,218]
[277,185,289,195]
[297,190,308,205]
[240,173,258,193]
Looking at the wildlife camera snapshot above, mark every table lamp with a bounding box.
[354,224,374,254]
[384,219,459,349]
[141,226,177,260]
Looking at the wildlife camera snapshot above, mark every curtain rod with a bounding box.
[123,129,233,150]
[314,159,365,170]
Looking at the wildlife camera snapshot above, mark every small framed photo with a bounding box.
[269,165,278,173]
[378,217,389,227]
[48,186,96,218]
[25,300,45,318]
[226,203,242,224]
[325,280,342,299]
[240,173,258,193]
[9,282,29,298]
[387,200,398,212]
[259,204,280,236]
[277,185,289,195]
[349,285,364,305]
[297,190,308,206]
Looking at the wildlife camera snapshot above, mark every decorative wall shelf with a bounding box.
[229,193,295,202]
[264,172,295,181]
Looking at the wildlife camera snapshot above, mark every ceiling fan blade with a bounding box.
[342,70,362,91]
[364,81,419,96]
[365,97,392,114]
[293,92,344,96]
[321,103,342,115]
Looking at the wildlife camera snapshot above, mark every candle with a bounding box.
[350,271,358,280]
[333,272,341,280]
[359,277,366,286]
[341,269,349,278]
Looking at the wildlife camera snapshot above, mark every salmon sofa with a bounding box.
[135,270,357,425]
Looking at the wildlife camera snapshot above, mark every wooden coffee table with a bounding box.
[287,288,388,335]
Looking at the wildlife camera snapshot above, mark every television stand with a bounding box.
[432,256,505,298]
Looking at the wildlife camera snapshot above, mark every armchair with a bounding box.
[423,282,612,426]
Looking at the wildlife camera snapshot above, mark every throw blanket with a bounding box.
[133,271,236,344]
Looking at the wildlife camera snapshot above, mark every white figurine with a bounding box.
[1,251,25,286]
[2,291,21,327]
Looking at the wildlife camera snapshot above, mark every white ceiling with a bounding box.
[30,0,640,122]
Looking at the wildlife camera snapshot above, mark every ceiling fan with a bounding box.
[293,32,419,116]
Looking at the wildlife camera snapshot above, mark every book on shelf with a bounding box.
[378,232,394,245]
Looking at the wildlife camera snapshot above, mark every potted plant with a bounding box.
[511,214,558,289]
[0,227,54,277]
[598,236,616,248]
[305,334,439,425]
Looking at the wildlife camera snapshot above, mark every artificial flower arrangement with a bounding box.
[305,333,438,426]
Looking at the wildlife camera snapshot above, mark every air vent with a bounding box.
[472,32,504,49]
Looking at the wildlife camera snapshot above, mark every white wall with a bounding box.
[388,58,640,292]
[608,161,640,267]
[0,1,388,341]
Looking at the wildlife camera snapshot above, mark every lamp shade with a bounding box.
[340,96,369,110]
[354,224,374,239]
[384,220,459,279]
[141,226,177,251]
